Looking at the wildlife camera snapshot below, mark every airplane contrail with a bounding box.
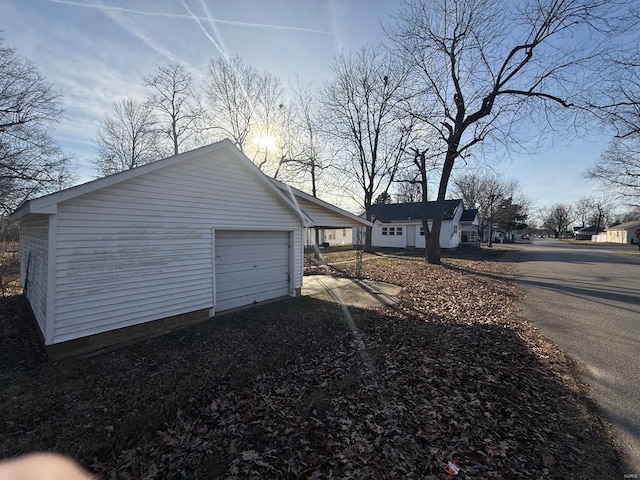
[47,0,340,37]
[180,0,228,60]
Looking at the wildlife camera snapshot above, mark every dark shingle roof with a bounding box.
[371,199,463,222]
[576,225,605,234]
[460,208,478,222]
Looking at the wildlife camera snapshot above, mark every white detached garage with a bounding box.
[10,140,369,357]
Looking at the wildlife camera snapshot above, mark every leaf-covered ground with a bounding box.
[0,252,624,479]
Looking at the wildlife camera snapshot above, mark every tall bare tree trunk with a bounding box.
[426,145,457,264]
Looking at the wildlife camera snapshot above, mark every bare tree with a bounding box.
[390,0,621,263]
[593,57,640,139]
[587,5,640,139]
[251,71,285,173]
[268,102,297,181]
[143,64,200,156]
[0,36,73,214]
[268,100,323,186]
[321,46,415,251]
[585,139,640,206]
[394,175,423,203]
[93,98,163,176]
[586,195,615,229]
[574,196,593,227]
[403,147,440,253]
[615,206,640,223]
[541,204,574,238]
[267,79,335,200]
[202,56,258,152]
[451,170,526,242]
[395,133,442,202]
[288,79,327,197]
[202,55,285,172]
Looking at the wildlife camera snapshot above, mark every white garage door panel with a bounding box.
[216,250,288,268]
[217,242,287,254]
[216,257,287,274]
[217,276,289,295]
[217,288,288,312]
[216,268,289,292]
[215,230,290,312]
[216,232,286,246]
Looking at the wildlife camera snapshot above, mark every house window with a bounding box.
[383,226,404,236]
[453,225,458,234]
[420,227,424,236]
[343,229,347,237]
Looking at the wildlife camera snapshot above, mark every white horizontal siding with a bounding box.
[319,229,352,246]
[415,221,454,249]
[372,223,411,249]
[292,228,302,290]
[52,150,302,344]
[369,221,458,249]
[19,216,49,335]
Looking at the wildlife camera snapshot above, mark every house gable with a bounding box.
[460,209,479,224]
[10,140,311,227]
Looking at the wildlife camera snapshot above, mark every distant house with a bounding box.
[318,228,352,247]
[574,225,605,241]
[605,220,640,244]
[10,140,370,358]
[363,199,467,250]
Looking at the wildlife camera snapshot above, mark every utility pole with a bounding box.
[487,194,497,247]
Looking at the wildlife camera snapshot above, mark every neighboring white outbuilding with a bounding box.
[605,220,640,244]
[10,140,369,357]
[459,208,480,245]
[317,228,352,247]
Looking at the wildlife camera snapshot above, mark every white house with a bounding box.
[605,220,640,244]
[364,200,466,250]
[318,228,352,247]
[10,140,370,357]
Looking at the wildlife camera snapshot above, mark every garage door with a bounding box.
[215,230,290,312]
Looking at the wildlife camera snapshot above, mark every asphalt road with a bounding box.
[513,238,640,474]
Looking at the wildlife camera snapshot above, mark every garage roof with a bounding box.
[9,140,371,229]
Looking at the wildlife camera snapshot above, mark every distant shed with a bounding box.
[605,220,640,244]
[10,140,369,357]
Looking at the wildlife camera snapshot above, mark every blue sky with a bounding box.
[1,0,616,214]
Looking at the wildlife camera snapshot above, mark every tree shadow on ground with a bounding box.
[0,293,627,479]
[444,259,640,310]
[508,243,640,266]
